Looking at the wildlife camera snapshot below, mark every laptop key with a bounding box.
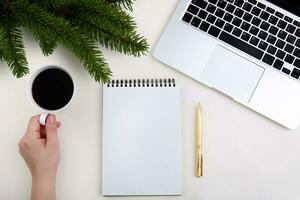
[198,10,208,19]
[267,35,276,45]
[250,26,259,35]
[258,30,268,40]
[278,20,287,29]
[215,8,225,18]
[217,0,227,9]
[192,0,208,9]
[207,14,217,24]
[260,11,270,20]
[191,17,202,27]
[295,29,300,37]
[188,5,200,15]
[208,26,221,37]
[234,0,244,7]
[269,16,279,25]
[286,24,296,34]
[262,53,275,65]
[226,4,235,13]
[243,12,253,22]
[273,59,284,70]
[219,31,264,60]
[285,54,295,64]
[275,39,285,49]
[275,11,284,18]
[182,13,193,23]
[276,49,286,59]
[251,7,261,16]
[224,13,234,22]
[250,36,259,46]
[233,27,242,37]
[294,59,300,68]
[284,44,294,54]
[266,7,275,14]
[269,26,279,35]
[293,48,300,58]
[296,39,300,48]
[252,17,261,26]
[284,16,293,23]
[241,22,251,31]
[293,20,300,27]
[207,4,217,13]
[282,68,291,75]
[291,68,300,79]
[292,68,300,78]
[199,21,210,32]
[257,2,266,9]
[287,35,296,44]
[241,32,251,42]
[267,45,277,55]
[278,30,287,40]
[258,41,268,50]
[260,21,270,31]
[234,8,244,17]
[224,23,234,32]
[242,2,252,12]
[233,17,242,27]
[215,19,226,28]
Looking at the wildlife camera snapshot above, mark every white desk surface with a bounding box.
[1,0,300,199]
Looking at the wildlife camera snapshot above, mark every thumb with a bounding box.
[45,115,59,146]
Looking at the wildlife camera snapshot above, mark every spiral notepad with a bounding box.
[102,79,182,196]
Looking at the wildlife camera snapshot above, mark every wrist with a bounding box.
[32,172,56,185]
[31,172,56,200]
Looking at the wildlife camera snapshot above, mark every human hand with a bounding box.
[19,114,61,180]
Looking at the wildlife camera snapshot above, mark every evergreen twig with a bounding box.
[0,7,29,77]
[12,0,112,83]
[105,0,134,11]
[0,0,148,83]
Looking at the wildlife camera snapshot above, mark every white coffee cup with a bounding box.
[27,65,75,125]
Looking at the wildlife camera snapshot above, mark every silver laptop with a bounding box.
[153,0,300,129]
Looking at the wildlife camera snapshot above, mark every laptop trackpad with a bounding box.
[201,45,264,102]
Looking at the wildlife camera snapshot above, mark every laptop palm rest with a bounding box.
[201,45,264,102]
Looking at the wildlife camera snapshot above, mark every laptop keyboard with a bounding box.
[182,0,300,81]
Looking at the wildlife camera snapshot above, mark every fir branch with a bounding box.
[58,0,148,56]
[34,33,57,56]
[28,0,64,9]
[104,0,134,11]
[0,10,29,77]
[12,0,112,83]
[75,18,148,57]
[55,0,136,33]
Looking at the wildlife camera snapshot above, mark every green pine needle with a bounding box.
[13,0,112,83]
[0,0,148,83]
[58,0,149,56]
[105,0,134,11]
[0,16,29,77]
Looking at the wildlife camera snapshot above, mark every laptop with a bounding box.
[153,0,300,129]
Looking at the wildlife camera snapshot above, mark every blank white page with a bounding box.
[102,79,182,196]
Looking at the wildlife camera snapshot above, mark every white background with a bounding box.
[0,0,300,199]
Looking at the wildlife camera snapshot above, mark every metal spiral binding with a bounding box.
[107,78,176,87]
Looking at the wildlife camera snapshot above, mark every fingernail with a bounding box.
[48,115,56,123]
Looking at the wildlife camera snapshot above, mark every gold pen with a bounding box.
[195,104,203,177]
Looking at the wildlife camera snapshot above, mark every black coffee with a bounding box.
[32,68,74,111]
